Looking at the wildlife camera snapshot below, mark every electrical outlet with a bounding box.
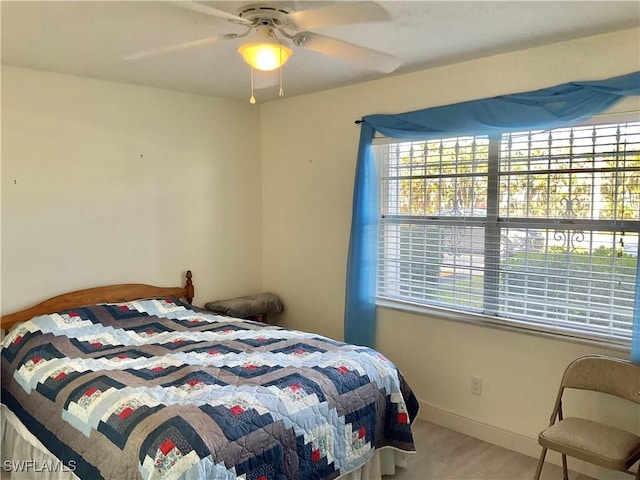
[471,376,483,396]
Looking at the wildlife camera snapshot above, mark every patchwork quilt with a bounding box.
[1,298,418,480]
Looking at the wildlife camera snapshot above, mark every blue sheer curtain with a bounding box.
[633,277,640,363]
[344,71,640,351]
[344,124,378,348]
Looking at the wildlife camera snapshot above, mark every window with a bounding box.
[374,120,640,345]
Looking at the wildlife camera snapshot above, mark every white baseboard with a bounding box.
[417,401,631,480]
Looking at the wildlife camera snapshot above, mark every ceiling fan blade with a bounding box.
[123,36,220,60]
[296,33,401,73]
[289,2,390,30]
[171,1,252,25]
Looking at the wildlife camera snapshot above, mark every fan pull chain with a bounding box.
[278,47,284,97]
[249,67,256,104]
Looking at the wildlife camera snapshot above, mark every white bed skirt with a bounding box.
[1,404,78,480]
[1,404,410,480]
[337,448,410,479]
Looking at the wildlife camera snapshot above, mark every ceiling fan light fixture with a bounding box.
[238,27,292,71]
[238,42,292,71]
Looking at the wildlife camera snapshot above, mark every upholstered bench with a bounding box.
[205,292,284,323]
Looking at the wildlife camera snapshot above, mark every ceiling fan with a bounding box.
[124,1,401,101]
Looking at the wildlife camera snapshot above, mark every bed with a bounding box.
[1,271,418,480]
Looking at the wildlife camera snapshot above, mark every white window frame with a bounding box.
[373,111,640,350]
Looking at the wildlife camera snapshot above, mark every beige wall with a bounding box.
[1,66,263,312]
[260,28,640,478]
[2,27,639,480]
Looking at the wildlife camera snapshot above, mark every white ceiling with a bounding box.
[2,1,639,103]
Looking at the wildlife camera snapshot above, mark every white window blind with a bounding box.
[374,120,640,343]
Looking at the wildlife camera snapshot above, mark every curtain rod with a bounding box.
[353,109,639,127]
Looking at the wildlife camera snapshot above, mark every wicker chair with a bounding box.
[534,355,640,480]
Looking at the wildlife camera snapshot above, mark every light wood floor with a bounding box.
[384,419,595,480]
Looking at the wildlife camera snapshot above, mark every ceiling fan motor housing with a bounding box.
[237,4,295,30]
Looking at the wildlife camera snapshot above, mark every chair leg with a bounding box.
[561,454,568,480]
[534,447,547,480]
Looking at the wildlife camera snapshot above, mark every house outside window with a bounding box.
[374,119,640,346]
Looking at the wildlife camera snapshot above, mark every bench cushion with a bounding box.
[205,292,284,318]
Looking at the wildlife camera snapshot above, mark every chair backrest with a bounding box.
[560,354,640,404]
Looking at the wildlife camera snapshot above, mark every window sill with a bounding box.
[376,298,631,353]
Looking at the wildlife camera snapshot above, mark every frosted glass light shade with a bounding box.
[238,42,292,71]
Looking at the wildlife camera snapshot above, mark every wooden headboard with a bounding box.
[0,270,194,331]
